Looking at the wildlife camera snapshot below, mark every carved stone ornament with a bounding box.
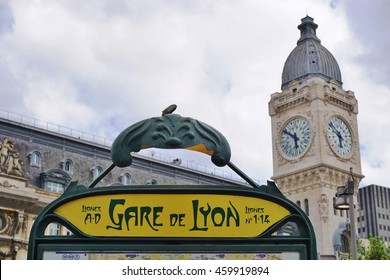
[0,180,17,188]
[318,194,329,222]
[0,138,24,177]
[0,210,16,235]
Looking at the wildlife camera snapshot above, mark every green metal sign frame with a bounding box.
[28,110,317,260]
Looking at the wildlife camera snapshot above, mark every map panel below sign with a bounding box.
[42,251,300,260]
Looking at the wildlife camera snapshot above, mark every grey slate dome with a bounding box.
[281,16,342,90]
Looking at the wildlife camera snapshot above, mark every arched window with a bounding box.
[40,168,72,194]
[120,173,132,185]
[61,159,74,174]
[296,200,301,208]
[304,199,309,216]
[146,178,158,185]
[28,151,42,167]
[0,212,7,233]
[91,166,103,181]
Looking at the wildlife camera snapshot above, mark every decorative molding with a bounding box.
[269,87,311,115]
[323,85,357,114]
[0,209,21,236]
[270,78,358,117]
[0,180,17,189]
[318,194,329,222]
[274,166,356,196]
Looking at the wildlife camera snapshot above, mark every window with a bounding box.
[146,178,158,185]
[0,213,7,233]
[120,173,132,185]
[61,159,74,174]
[91,166,103,181]
[340,233,350,254]
[296,200,301,208]
[304,199,309,216]
[48,223,60,236]
[40,168,72,193]
[29,151,42,167]
[45,181,65,193]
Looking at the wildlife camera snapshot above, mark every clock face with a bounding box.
[327,116,353,157]
[280,118,311,158]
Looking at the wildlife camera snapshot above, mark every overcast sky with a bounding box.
[0,0,389,187]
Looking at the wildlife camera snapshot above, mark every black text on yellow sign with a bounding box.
[54,194,290,237]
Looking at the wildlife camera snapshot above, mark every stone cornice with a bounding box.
[272,164,364,196]
[269,78,358,116]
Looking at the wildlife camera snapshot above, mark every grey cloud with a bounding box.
[342,0,390,86]
[0,1,14,35]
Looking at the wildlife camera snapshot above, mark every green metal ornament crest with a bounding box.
[87,105,260,188]
[104,106,260,189]
[111,113,231,168]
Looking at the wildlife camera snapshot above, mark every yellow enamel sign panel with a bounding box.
[53,194,290,238]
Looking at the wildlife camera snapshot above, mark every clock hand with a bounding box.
[293,132,299,149]
[329,122,338,134]
[283,129,300,149]
[329,122,344,148]
[338,133,344,148]
[283,129,294,138]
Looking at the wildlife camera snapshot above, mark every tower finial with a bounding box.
[297,15,320,43]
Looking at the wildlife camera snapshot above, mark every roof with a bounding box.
[281,16,342,90]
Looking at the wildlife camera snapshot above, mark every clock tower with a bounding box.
[269,16,364,259]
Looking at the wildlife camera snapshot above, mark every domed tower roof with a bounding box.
[281,16,342,90]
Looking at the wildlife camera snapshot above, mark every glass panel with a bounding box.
[48,223,60,236]
[45,181,65,193]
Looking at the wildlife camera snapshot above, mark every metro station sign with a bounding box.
[54,193,291,238]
